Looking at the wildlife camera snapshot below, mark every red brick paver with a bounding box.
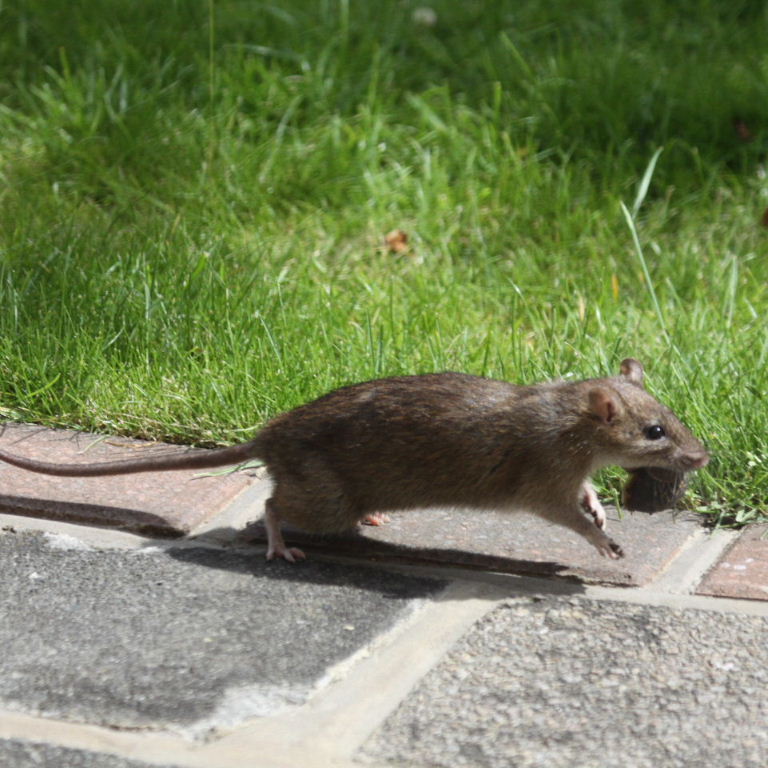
[0,424,257,535]
[697,524,768,601]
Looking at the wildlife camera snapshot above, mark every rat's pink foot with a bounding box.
[581,483,606,530]
[266,544,306,563]
[264,499,306,563]
[602,539,624,559]
[361,512,391,526]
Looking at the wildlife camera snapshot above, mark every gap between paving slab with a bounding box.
[204,579,505,766]
[312,556,768,618]
[643,526,740,594]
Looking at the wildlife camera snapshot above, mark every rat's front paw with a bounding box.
[606,540,624,559]
[594,537,624,559]
[580,483,606,530]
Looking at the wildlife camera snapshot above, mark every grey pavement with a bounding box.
[0,530,440,734]
[362,598,768,768]
[0,427,766,768]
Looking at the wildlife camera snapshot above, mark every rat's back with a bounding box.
[255,372,547,512]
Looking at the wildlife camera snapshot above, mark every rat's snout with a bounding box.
[682,448,709,471]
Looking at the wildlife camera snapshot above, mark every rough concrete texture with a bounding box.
[0,739,183,768]
[246,507,700,586]
[0,529,441,735]
[0,424,256,535]
[362,597,768,768]
[698,524,768,600]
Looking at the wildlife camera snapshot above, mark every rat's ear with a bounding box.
[589,387,621,423]
[619,358,644,387]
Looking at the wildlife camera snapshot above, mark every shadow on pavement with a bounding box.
[167,523,588,599]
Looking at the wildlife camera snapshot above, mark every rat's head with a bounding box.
[585,359,709,473]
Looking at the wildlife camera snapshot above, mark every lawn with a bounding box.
[0,0,766,523]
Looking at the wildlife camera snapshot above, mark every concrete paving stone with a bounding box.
[0,739,183,768]
[244,507,701,586]
[361,597,768,768]
[0,529,442,735]
[697,523,768,600]
[0,424,258,535]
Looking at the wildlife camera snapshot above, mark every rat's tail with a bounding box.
[0,437,263,477]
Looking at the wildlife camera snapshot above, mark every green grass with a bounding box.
[0,0,767,523]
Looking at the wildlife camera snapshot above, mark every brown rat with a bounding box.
[0,359,708,562]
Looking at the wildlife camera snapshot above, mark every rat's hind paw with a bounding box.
[266,545,306,563]
[361,512,391,526]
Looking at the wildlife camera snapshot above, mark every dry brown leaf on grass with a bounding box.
[384,229,410,254]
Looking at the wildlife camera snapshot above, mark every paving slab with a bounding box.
[0,424,257,535]
[0,529,442,736]
[697,523,768,600]
[361,596,768,768]
[244,507,701,586]
[0,739,183,768]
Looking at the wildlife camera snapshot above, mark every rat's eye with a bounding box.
[645,425,666,440]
